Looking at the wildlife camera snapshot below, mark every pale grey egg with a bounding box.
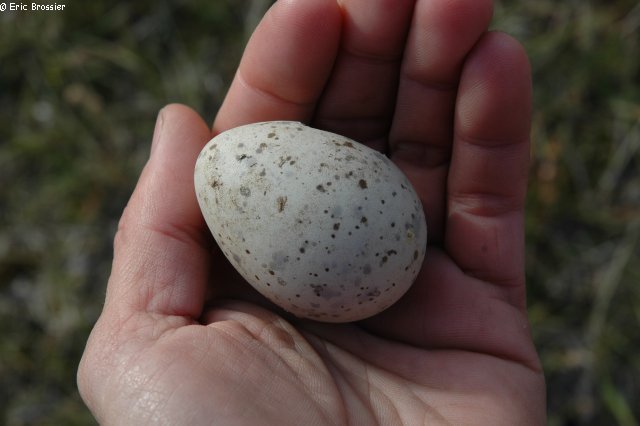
[194,121,426,322]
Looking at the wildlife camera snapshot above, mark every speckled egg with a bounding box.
[194,121,426,322]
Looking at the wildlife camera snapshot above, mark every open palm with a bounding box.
[78,0,546,424]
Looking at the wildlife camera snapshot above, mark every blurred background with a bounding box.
[0,0,638,424]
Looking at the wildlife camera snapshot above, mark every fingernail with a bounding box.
[150,107,166,157]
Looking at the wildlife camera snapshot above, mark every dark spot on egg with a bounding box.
[333,223,340,230]
[277,196,288,212]
[317,184,326,192]
[277,156,292,167]
[358,179,368,189]
[240,186,251,197]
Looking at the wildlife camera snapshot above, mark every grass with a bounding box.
[493,1,640,423]
[0,0,638,424]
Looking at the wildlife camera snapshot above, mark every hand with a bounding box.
[78,0,546,424]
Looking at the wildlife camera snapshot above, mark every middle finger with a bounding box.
[312,0,416,151]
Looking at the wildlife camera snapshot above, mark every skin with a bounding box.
[77,0,546,424]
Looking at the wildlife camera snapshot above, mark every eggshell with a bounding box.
[194,121,426,322]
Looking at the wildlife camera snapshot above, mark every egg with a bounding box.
[194,121,427,322]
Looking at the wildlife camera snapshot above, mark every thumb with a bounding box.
[105,104,213,320]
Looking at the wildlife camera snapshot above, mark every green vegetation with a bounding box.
[494,1,640,424]
[1,1,638,424]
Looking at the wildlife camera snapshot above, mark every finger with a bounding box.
[389,0,494,244]
[213,0,342,133]
[312,0,415,150]
[361,32,534,362]
[105,104,213,320]
[446,32,532,303]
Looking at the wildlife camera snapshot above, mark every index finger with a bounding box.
[213,0,342,133]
